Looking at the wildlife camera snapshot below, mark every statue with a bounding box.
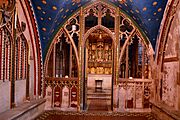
[104,51,108,61]
[97,47,103,61]
[91,67,95,74]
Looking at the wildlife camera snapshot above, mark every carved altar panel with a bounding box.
[45,86,52,109]
[162,62,179,108]
[118,87,126,110]
[135,83,143,108]
[62,86,69,108]
[87,30,113,74]
[118,79,152,110]
[71,86,77,107]
[54,86,62,107]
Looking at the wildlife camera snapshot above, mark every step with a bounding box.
[87,96,111,100]
[87,88,111,91]
[87,94,111,97]
[87,88,112,100]
[87,93,111,100]
[87,89,111,93]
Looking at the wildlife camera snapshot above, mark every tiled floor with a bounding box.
[35,111,157,120]
[36,99,157,120]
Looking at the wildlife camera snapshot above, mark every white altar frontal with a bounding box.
[87,74,112,90]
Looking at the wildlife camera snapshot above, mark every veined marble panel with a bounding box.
[62,86,69,108]
[45,86,52,110]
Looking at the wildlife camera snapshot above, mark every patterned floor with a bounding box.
[35,111,157,120]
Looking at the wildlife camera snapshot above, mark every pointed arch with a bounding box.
[83,25,116,47]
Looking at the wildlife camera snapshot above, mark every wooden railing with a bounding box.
[44,77,79,110]
[117,78,153,111]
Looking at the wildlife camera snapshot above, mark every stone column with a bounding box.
[178,18,180,110]
[69,45,72,77]
[10,7,17,108]
[98,5,102,25]
[53,43,56,77]
[62,86,69,108]
[142,44,145,79]
[113,7,120,111]
[79,7,84,111]
[125,46,129,79]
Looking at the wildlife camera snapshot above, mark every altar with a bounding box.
[87,74,112,90]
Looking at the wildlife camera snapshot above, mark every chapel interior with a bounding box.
[0,0,180,120]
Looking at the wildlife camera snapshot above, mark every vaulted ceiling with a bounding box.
[30,0,168,58]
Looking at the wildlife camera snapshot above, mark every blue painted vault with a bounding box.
[30,0,168,59]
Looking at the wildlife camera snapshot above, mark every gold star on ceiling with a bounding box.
[51,29,54,33]
[158,8,162,12]
[143,7,147,11]
[42,11,46,14]
[72,0,81,3]
[72,2,75,6]
[52,6,57,10]
[119,0,126,4]
[78,4,81,7]
[42,28,46,31]
[135,10,139,13]
[41,0,47,4]
[37,6,41,10]
[153,1,158,6]
[60,8,64,13]
[66,9,69,13]
[63,16,67,19]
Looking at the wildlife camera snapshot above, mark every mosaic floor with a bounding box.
[35,111,157,120]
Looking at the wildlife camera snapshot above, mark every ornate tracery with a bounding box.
[0,6,29,108]
[44,0,154,111]
[0,26,12,81]
[0,20,28,81]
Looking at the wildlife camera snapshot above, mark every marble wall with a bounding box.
[0,0,41,114]
[15,80,26,106]
[17,0,38,98]
[0,81,10,113]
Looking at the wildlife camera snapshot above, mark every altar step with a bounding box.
[87,89,111,100]
[87,96,111,100]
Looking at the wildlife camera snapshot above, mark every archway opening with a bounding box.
[85,29,113,111]
[118,33,152,110]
